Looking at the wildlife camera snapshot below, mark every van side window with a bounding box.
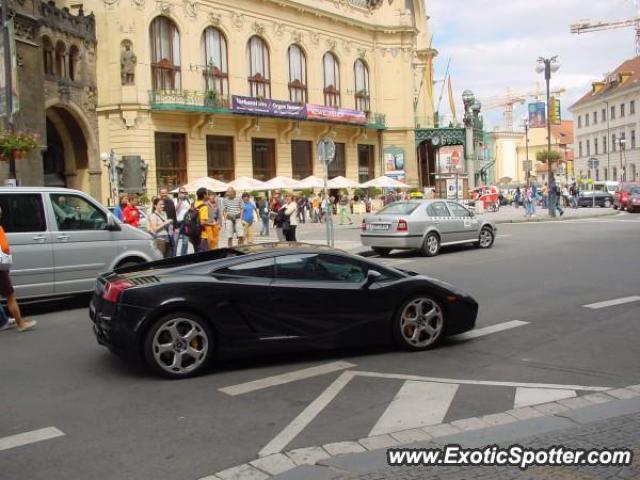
[0,194,46,232]
[50,194,107,231]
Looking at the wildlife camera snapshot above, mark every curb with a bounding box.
[493,209,619,224]
[198,385,640,480]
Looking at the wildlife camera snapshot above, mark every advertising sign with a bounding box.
[446,178,464,200]
[549,97,561,125]
[437,145,464,174]
[384,146,405,182]
[528,102,546,128]
[231,95,306,119]
[305,104,367,125]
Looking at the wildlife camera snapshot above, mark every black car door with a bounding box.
[270,253,395,342]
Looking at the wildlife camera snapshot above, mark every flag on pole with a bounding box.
[425,36,435,115]
[447,75,457,125]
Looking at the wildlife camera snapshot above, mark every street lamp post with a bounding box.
[462,90,476,190]
[521,118,530,186]
[536,56,560,217]
[619,137,626,181]
[100,149,121,207]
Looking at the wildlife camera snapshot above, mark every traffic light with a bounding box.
[548,97,561,125]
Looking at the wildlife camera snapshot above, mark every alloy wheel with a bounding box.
[152,318,209,375]
[399,297,444,348]
[479,228,494,248]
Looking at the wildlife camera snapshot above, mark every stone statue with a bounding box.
[121,43,137,85]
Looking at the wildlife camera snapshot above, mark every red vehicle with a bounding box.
[471,186,500,212]
[613,182,640,211]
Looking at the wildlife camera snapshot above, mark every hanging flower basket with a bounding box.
[0,130,40,161]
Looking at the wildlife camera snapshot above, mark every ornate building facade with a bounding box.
[76,0,433,202]
[2,0,100,198]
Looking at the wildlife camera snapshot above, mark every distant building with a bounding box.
[570,56,640,183]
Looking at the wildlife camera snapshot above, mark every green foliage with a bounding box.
[0,130,40,156]
[536,150,562,163]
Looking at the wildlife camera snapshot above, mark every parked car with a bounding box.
[90,243,478,378]
[613,182,640,211]
[577,191,614,208]
[592,181,619,194]
[360,200,497,257]
[0,187,162,299]
[624,186,640,213]
[107,206,148,231]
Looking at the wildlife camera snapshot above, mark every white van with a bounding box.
[0,187,163,299]
[592,181,619,194]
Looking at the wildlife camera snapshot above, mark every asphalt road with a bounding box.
[2,212,639,480]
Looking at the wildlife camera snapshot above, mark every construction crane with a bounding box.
[570,0,640,56]
[481,85,566,131]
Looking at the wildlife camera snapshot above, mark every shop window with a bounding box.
[358,144,375,183]
[150,16,181,90]
[202,27,228,98]
[252,138,276,181]
[354,59,370,113]
[328,142,346,178]
[247,36,271,98]
[323,52,340,107]
[206,135,234,182]
[155,132,187,191]
[291,140,312,180]
[288,44,307,104]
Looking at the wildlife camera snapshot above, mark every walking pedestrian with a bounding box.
[205,192,221,250]
[123,194,141,228]
[241,192,258,244]
[113,193,129,221]
[223,187,244,247]
[0,207,36,332]
[284,194,299,241]
[149,197,174,258]
[338,193,353,225]
[514,187,521,208]
[311,195,320,223]
[257,196,270,236]
[159,187,177,227]
[270,191,286,241]
[552,182,564,216]
[193,188,210,252]
[174,187,191,256]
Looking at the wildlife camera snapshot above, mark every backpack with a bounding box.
[181,204,204,240]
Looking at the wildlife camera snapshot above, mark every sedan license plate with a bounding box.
[367,224,390,231]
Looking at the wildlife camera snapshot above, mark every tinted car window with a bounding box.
[426,202,450,217]
[277,253,397,283]
[630,187,640,194]
[50,194,107,231]
[0,194,46,232]
[215,257,275,278]
[376,202,419,215]
[447,202,471,217]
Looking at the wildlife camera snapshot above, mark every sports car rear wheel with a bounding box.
[144,312,213,378]
[393,296,446,351]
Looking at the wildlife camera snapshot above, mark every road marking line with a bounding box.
[514,387,576,409]
[452,320,529,340]
[583,296,640,310]
[259,371,356,456]
[0,427,65,452]
[496,234,512,238]
[352,371,609,392]
[369,381,459,436]
[219,361,356,396]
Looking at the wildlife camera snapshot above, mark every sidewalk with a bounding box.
[478,205,619,224]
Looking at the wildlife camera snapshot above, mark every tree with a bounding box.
[536,150,561,163]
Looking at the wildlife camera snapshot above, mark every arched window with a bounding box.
[354,59,370,112]
[201,27,228,98]
[247,36,270,98]
[149,16,181,90]
[55,41,66,78]
[69,45,80,81]
[288,44,307,104]
[323,52,340,107]
[42,36,54,76]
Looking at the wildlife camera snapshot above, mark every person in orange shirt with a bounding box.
[0,207,36,332]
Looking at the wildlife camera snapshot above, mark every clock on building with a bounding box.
[431,135,442,147]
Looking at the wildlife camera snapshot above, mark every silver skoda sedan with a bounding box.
[360,200,497,257]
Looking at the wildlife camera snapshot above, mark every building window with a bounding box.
[578,141,583,157]
[578,115,582,128]
[358,144,375,183]
[585,114,590,127]
[613,166,617,180]
[323,52,341,107]
[354,59,370,113]
[603,136,607,153]
[631,163,637,180]
[288,45,307,104]
[621,103,626,117]
[631,100,636,115]
[206,135,234,182]
[247,36,271,98]
[328,142,346,178]
[593,111,597,125]
[155,132,187,191]
[150,16,181,90]
[291,140,312,180]
[252,138,276,181]
[632,130,636,149]
[55,41,67,78]
[595,168,600,181]
[586,139,590,156]
[68,45,80,81]
[594,137,598,155]
[201,27,228,98]
[604,168,608,180]
[611,105,616,119]
[612,133,617,152]
[621,132,626,149]
[43,36,54,76]
[601,108,606,122]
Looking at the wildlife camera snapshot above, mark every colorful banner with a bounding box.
[528,102,546,128]
[231,95,306,119]
[384,146,405,182]
[305,104,367,125]
[438,145,464,174]
[447,76,457,125]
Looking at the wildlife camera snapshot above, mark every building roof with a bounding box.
[571,56,640,109]
[551,120,573,145]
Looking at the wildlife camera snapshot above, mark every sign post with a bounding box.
[318,137,336,247]
[588,157,599,208]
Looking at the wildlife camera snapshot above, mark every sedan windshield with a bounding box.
[376,202,419,215]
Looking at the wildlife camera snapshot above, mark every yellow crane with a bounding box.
[570,1,640,55]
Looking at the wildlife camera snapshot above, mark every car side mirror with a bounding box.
[363,269,382,289]
[106,213,121,232]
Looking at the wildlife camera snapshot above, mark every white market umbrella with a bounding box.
[360,176,409,189]
[299,175,326,188]
[327,176,361,189]
[227,176,268,191]
[264,176,304,190]
[172,176,228,193]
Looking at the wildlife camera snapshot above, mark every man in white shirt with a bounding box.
[174,188,192,256]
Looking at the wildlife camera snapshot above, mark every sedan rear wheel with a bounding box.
[144,312,213,378]
[372,247,392,257]
[421,233,440,257]
[394,296,446,350]
[477,226,495,249]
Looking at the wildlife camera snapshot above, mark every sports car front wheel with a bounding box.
[393,296,446,351]
[143,312,213,378]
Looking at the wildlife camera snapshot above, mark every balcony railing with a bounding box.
[367,112,386,130]
[149,90,231,113]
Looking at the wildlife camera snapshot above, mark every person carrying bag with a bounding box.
[149,197,174,258]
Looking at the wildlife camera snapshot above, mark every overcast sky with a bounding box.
[428,0,638,130]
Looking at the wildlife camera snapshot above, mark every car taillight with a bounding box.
[102,279,134,303]
[361,220,366,232]
[397,219,408,232]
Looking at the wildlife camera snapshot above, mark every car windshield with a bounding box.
[631,187,640,194]
[376,202,419,215]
